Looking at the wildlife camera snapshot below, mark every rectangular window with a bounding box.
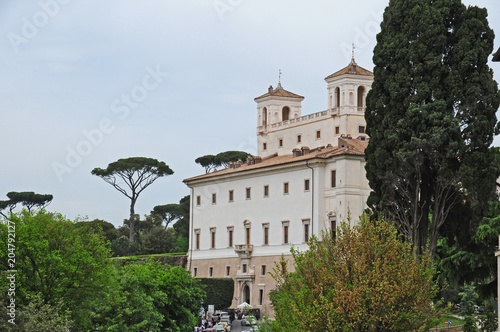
[210,228,216,249]
[261,265,267,276]
[228,227,233,247]
[359,126,365,133]
[263,224,269,245]
[283,224,289,244]
[229,190,234,202]
[259,289,264,306]
[304,179,310,191]
[209,266,213,277]
[331,170,336,188]
[335,126,340,135]
[193,267,198,277]
[283,182,289,194]
[196,195,201,206]
[212,193,217,204]
[226,266,231,277]
[263,142,267,150]
[279,139,283,147]
[297,134,302,143]
[246,187,251,199]
[330,216,337,239]
[195,229,200,250]
[316,130,321,139]
[242,264,247,273]
[264,185,269,197]
[246,227,251,245]
[302,219,311,243]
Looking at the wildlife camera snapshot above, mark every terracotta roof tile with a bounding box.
[325,61,373,80]
[254,85,304,101]
[184,139,368,183]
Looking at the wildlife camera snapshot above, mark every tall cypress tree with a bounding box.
[365,0,499,258]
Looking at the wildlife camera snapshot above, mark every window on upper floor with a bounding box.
[195,229,200,250]
[242,263,247,273]
[210,227,216,249]
[193,267,198,277]
[196,195,201,206]
[303,219,310,243]
[283,182,289,194]
[359,126,365,134]
[209,266,214,277]
[261,265,267,276]
[279,138,283,147]
[282,106,290,121]
[316,130,321,139]
[331,170,337,188]
[226,265,231,277]
[264,185,269,197]
[304,179,310,191]
[246,187,251,200]
[227,227,234,247]
[262,223,269,245]
[212,193,216,204]
[335,126,340,135]
[297,134,302,143]
[263,142,267,151]
[358,86,365,108]
[229,190,234,202]
[282,221,290,244]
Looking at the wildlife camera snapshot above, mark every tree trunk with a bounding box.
[129,197,136,242]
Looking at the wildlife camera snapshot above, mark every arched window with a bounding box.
[282,106,290,121]
[243,284,251,304]
[262,107,267,126]
[335,87,340,107]
[357,86,365,108]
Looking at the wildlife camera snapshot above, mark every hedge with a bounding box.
[198,278,234,310]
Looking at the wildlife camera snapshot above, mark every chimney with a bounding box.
[301,146,310,155]
[292,148,302,158]
[326,144,333,150]
[254,156,262,164]
[246,156,254,165]
[268,85,273,94]
[229,162,234,169]
[235,159,243,168]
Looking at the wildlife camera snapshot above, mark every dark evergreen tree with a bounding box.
[365,0,500,258]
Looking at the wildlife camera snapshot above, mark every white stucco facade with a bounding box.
[184,60,374,316]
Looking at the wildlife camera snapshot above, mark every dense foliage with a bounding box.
[0,210,112,329]
[365,0,500,258]
[0,210,206,331]
[0,191,53,217]
[195,150,251,173]
[93,261,206,331]
[199,278,235,310]
[270,217,439,331]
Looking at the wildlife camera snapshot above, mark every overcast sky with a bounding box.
[1,0,499,227]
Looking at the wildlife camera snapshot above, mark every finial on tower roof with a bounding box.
[276,69,283,90]
[351,43,356,63]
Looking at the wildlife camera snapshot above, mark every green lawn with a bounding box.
[431,315,463,328]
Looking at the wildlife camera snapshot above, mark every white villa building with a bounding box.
[184,59,374,315]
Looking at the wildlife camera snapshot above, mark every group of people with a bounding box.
[194,317,218,331]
